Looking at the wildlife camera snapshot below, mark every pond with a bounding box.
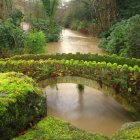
[40,77,133,137]
[46,29,106,54]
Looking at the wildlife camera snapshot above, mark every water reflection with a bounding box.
[46,29,106,54]
[43,81,133,137]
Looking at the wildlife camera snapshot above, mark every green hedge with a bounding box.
[0,72,47,140]
[9,53,140,67]
[0,59,139,119]
[13,117,109,140]
[111,122,140,140]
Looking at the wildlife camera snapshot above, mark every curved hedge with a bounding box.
[0,58,140,119]
[0,72,46,140]
[9,53,140,67]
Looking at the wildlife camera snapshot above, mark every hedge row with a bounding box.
[0,72,47,140]
[0,59,139,119]
[9,53,140,67]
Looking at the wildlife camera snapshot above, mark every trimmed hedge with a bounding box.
[0,72,47,140]
[9,53,140,67]
[111,122,140,140]
[0,59,139,119]
[13,117,109,140]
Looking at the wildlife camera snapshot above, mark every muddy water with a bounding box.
[45,30,133,137]
[46,29,106,54]
[44,83,133,137]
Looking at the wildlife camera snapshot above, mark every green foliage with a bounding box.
[31,19,61,42]
[0,18,46,58]
[41,0,59,19]
[9,53,140,67]
[112,122,140,140]
[8,9,24,26]
[99,15,140,58]
[116,0,140,19]
[0,72,46,140]
[0,55,140,119]
[25,31,46,54]
[0,18,25,58]
[14,117,109,140]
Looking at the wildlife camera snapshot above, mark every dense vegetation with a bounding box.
[112,122,140,140]
[62,0,140,58]
[0,72,46,139]
[9,53,140,67]
[0,0,140,139]
[0,54,139,139]
[0,0,61,58]
[99,15,140,58]
[116,0,140,19]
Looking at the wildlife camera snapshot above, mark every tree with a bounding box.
[0,0,4,20]
[41,0,59,21]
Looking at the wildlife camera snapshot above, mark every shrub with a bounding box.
[99,15,140,58]
[8,9,24,26]
[25,31,46,54]
[0,72,46,140]
[9,53,140,67]
[0,18,46,58]
[0,18,25,58]
[31,19,61,42]
[112,122,140,140]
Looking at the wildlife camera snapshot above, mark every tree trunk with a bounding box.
[0,0,4,20]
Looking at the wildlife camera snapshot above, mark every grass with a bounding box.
[13,117,109,140]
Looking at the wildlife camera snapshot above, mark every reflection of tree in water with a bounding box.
[77,84,84,93]
[50,84,58,91]
[77,84,84,111]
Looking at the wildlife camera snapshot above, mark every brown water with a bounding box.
[44,82,133,137]
[44,30,133,137]
[46,29,106,54]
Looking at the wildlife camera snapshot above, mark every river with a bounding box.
[46,29,106,54]
[44,29,133,137]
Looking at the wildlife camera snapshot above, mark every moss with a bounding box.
[111,122,140,140]
[13,117,109,140]
[0,72,46,140]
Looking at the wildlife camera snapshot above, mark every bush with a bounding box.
[8,9,24,26]
[25,31,46,54]
[31,19,61,42]
[112,122,140,140]
[99,15,140,58]
[0,18,25,58]
[0,72,46,140]
[14,117,109,140]
[0,18,46,58]
[9,53,140,67]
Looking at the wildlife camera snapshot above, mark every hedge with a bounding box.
[111,122,140,140]
[13,117,109,140]
[0,59,139,119]
[8,53,140,67]
[0,72,47,140]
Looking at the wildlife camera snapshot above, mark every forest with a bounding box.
[0,0,140,140]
